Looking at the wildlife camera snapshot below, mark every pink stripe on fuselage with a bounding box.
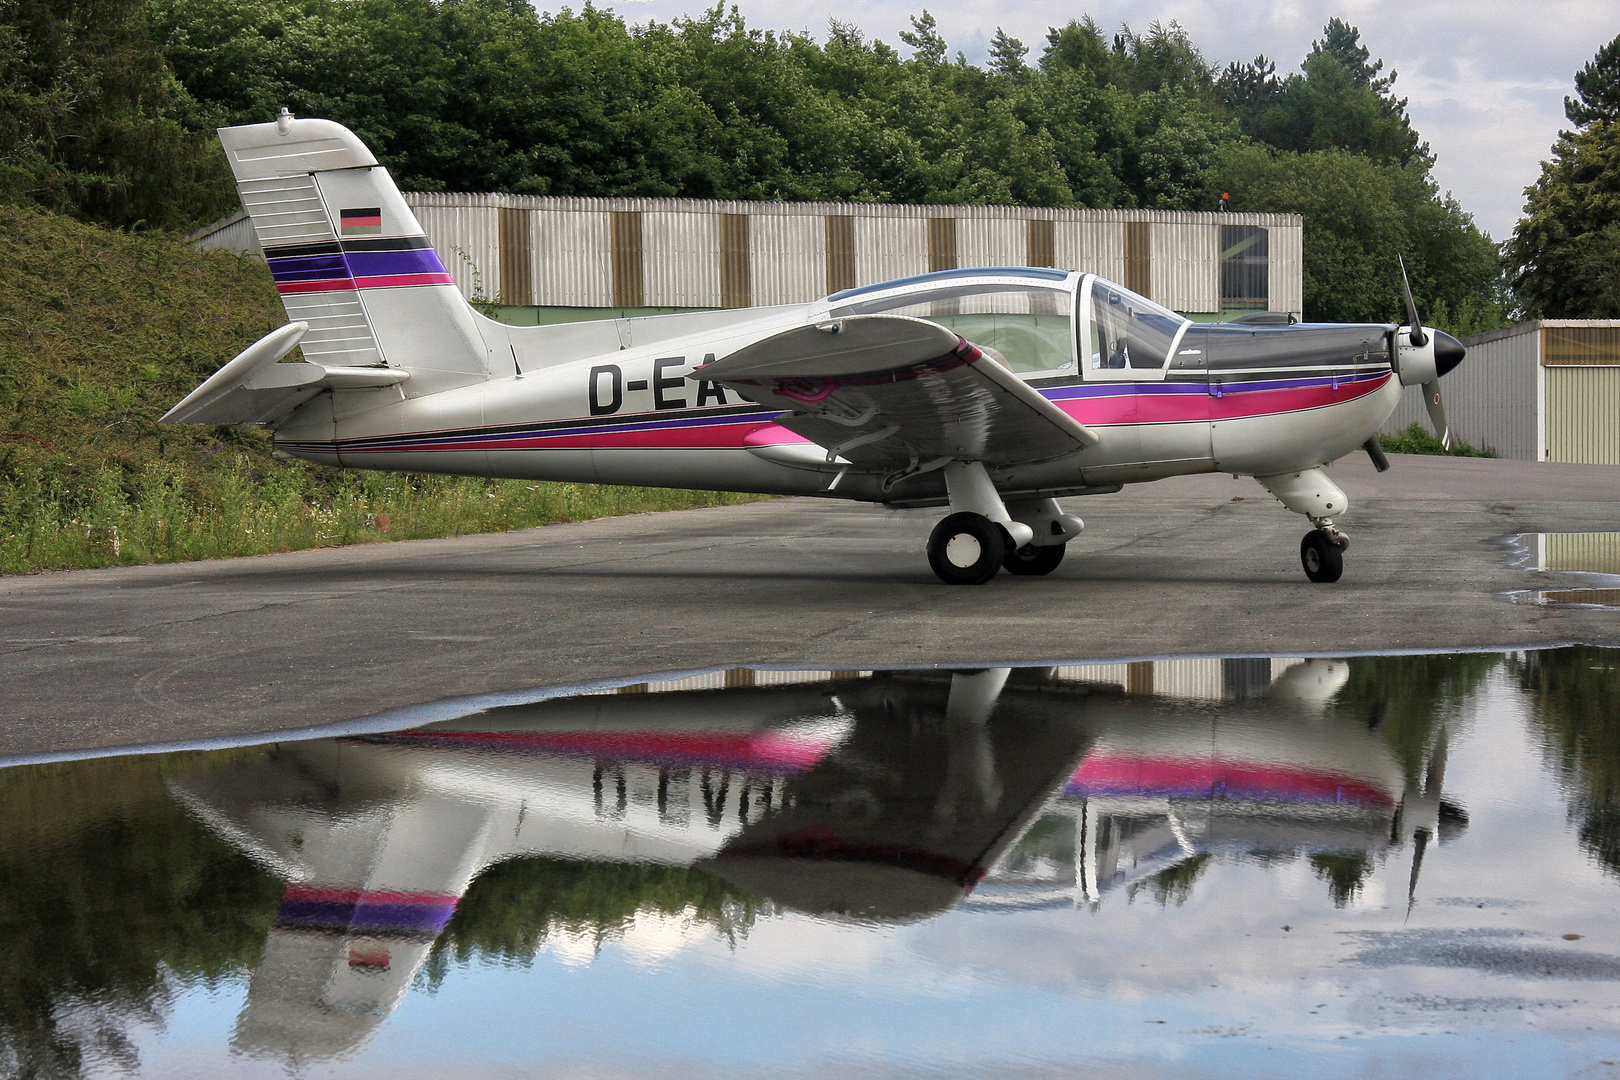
[275,273,457,295]
[1068,753,1394,806]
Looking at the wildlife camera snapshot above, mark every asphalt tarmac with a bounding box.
[2,454,1617,758]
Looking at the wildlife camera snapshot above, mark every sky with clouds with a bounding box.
[550,0,1620,243]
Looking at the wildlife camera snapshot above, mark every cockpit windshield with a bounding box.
[831,282,1073,375]
[1086,277,1189,371]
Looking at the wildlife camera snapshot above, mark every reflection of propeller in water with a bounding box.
[1365,259,1468,468]
[1405,727,1450,919]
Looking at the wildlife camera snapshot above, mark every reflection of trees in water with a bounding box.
[1308,853,1372,908]
[0,753,279,1080]
[422,856,759,985]
[1512,646,1620,879]
[1332,653,1498,787]
[1130,852,1211,907]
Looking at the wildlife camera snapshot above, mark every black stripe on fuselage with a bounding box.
[262,235,435,259]
[332,401,777,449]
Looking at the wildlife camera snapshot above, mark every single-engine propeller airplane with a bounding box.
[165,113,1466,585]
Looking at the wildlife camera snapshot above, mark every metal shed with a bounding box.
[190,195,1303,323]
[1381,320,1620,464]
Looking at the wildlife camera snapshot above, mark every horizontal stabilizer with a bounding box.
[695,315,1098,472]
[162,323,409,425]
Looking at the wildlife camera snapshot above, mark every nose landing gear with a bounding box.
[1300,529,1345,583]
[1256,468,1353,584]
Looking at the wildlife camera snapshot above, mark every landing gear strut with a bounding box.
[1300,529,1345,583]
[1003,542,1066,576]
[925,464,1081,584]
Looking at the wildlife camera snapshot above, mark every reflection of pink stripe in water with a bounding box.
[376,729,837,772]
[1067,754,1394,807]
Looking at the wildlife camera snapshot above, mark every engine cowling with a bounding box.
[1394,326,1466,386]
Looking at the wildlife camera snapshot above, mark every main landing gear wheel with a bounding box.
[928,512,1007,585]
[1300,530,1344,583]
[1003,541,1066,576]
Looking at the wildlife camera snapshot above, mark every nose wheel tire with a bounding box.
[928,512,1007,585]
[1300,530,1344,583]
[1003,541,1066,576]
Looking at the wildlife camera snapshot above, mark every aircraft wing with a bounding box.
[694,315,1098,473]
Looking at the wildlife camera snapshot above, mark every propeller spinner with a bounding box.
[1395,257,1466,450]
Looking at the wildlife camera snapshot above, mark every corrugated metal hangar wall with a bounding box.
[1381,320,1620,464]
[192,194,1304,319]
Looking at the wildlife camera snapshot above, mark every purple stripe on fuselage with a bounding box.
[266,247,449,284]
[277,892,458,935]
[1044,370,1387,401]
[346,248,449,278]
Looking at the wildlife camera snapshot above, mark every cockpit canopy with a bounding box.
[1083,276,1189,372]
[827,269,1190,379]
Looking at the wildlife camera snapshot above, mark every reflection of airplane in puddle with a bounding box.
[169,671,1090,1061]
[977,658,1465,909]
[170,658,1460,1062]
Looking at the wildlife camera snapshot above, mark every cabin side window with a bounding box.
[1086,278,1188,371]
[831,283,1074,375]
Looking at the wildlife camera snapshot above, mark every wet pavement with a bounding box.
[3,648,1619,1079]
[1,455,1618,760]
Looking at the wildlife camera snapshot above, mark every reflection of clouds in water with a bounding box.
[543,926,599,967]
[617,908,717,967]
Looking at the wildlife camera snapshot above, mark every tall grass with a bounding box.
[1380,422,1496,457]
[0,453,766,574]
[0,205,768,575]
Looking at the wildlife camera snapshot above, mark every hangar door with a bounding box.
[1543,326,1620,464]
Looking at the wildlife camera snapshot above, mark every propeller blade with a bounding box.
[1421,379,1452,450]
[1398,256,1427,348]
[1363,436,1391,472]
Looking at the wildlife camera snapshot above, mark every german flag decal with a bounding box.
[340,207,382,235]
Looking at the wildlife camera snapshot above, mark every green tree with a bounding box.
[1220,18,1428,168]
[1506,33,1620,317]
[1567,35,1620,127]
[987,28,1027,79]
[1219,143,1501,325]
[0,0,233,228]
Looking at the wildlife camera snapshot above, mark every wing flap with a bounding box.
[696,315,1097,470]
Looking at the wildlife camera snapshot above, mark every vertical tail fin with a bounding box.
[218,115,490,393]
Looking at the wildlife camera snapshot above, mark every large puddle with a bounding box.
[4,650,1620,1078]
[1513,532,1620,608]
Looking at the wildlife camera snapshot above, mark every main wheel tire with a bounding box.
[928,512,1007,585]
[1300,530,1344,583]
[1003,541,1066,576]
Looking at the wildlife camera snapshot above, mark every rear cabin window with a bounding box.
[832,284,1074,375]
[1086,278,1189,371]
